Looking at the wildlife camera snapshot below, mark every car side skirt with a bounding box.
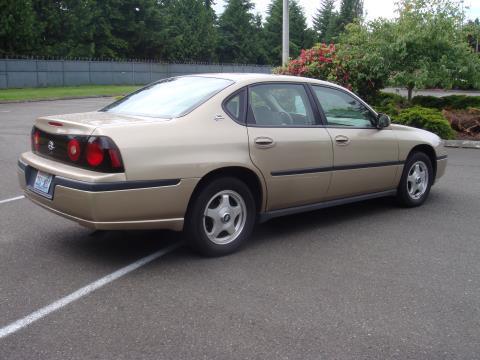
[258,189,397,223]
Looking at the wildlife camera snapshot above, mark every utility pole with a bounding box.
[282,0,289,66]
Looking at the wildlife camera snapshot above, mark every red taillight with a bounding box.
[31,127,123,172]
[67,139,81,162]
[33,130,40,152]
[108,149,122,168]
[86,141,104,167]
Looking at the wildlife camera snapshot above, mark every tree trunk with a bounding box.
[407,86,414,102]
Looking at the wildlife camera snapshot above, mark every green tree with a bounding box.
[336,0,363,33]
[31,0,128,58]
[89,0,129,58]
[252,14,269,64]
[264,0,314,65]
[313,0,338,43]
[338,0,480,100]
[464,18,480,53]
[113,0,166,59]
[386,0,480,99]
[217,0,258,63]
[337,21,391,100]
[0,0,38,55]
[38,1,97,57]
[162,0,217,61]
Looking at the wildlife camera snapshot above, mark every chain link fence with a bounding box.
[0,58,272,89]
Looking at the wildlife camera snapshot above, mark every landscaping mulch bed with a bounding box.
[443,108,480,141]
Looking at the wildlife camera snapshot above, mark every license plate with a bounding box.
[34,171,53,194]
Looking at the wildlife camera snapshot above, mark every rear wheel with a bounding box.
[185,177,256,256]
[396,152,433,207]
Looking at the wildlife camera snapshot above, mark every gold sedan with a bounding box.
[18,74,448,256]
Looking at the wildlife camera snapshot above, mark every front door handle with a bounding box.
[335,135,350,146]
[254,136,275,148]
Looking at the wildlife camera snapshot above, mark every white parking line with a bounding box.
[0,242,181,339]
[0,195,25,205]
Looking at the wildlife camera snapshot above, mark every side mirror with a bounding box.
[376,113,391,129]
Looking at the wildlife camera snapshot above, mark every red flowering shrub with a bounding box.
[275,42,387,101]
[275,43,353,90]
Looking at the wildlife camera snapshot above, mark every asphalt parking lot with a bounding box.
[1,98,479,359]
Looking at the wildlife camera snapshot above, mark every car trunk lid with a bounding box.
[35,111,169,136]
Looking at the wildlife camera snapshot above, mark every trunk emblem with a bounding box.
[47,140,55,152]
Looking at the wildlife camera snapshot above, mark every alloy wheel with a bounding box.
[203,190,247,245]
[406,161,429,200]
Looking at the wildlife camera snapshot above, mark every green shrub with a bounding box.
[372,92,409,117]
[392,106,456,139]
[411,95,480,110]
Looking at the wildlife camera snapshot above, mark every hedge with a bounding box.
[372,92,409,116]
[392,106,456,139]
[411,95,480,110]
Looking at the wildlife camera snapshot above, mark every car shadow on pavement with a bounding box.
[249,197,399,249]
[56,228,184,266]
[55,194,442,263]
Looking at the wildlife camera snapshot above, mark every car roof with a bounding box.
[192,73,342,88]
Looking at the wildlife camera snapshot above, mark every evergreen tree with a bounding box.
[313,0,337,43]
[30,0,128,58]
[217,0,258,63]
[252,13,268,64]
[337,0,363,32]
[162,0,217,61]
[113,0,166,59]
[204,0,215,8]
[0,0,38,55]
[89,0,129,58]
[264,0,313,65]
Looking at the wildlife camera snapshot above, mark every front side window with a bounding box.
[102,76,233,118]
[248,83,316,126]
[312,86,376,128]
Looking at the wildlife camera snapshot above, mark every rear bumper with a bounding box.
[18,153,199,231]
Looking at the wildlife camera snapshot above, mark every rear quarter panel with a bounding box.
[93,90,267,208]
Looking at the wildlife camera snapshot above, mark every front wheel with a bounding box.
[185,177,256,256]
[396,152,433,207]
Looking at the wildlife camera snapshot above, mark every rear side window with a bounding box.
[312,86,376,128]
[248,83,316,126]
[224,89,246,123]
[102,76,233,118]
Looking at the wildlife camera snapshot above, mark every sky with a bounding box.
[213,0,480,26]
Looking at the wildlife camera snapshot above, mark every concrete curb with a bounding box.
[444,140,480,149]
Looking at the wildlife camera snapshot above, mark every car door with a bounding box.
[310,85,400,199]
[246,82,333,211]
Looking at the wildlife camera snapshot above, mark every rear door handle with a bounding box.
[335,135,350,146]
[254,136,275,148]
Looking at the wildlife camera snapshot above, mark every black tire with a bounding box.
[184,177,256,257]
[396,152,433,207]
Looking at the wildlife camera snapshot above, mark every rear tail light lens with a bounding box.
[108,149,123,168]
[30,126,124,173]
[67,139,81,162]
[32,130,40,152]
[86,140,104,167]
[86,137,124,171]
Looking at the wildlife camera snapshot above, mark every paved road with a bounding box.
[383,88,480,98]
[1,99,480,359]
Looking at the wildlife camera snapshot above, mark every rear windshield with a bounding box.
[102,76,234,118]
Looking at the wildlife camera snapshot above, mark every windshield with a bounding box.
[102,76,234,118]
